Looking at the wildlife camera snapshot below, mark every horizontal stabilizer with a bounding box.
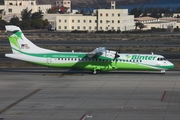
[6,25,21,32]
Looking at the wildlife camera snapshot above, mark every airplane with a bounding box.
[5,25,174,74]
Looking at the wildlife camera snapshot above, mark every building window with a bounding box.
[19,3,22,5]
[9,3,13,5]
[100,20,102,23]
[8,9,12,13]
[100,13,102,16]
[95,20,97,23]
[59,19,61,22]
[118,13,120,16]
[72,26,74,29]
[100,27,102,30]
[112,13,114,17]
[117,27,120,30]
[89,20,92,23]
[112,27,114,30]
[65,20,67,23]
[112,20,114,23]
[72,20,74,23]
[83,26,86,30]
[31,2,34,5]
[106,13,108,16]
[64,26,67,29]
[106,27,108,30]
[89,26,91,30]
[84,20,86,23]
[77,26,80,29]
[118,20,120,23]
[78,20,80,23]
[59,26,61,29]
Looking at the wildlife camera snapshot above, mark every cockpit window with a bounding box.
[163,58,167,61]
[157,57,167,61]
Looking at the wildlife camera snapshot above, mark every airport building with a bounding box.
[135,17,178,31]
[0,0,51,15]
[46,1,134,32]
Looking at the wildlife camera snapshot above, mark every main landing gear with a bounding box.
[92,69,101,75]
[161,70,166,74]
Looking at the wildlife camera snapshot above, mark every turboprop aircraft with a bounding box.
[5,25,174,74]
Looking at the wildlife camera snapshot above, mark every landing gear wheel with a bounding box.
[93,70,97,75]
[161,70,166,75]
[97,70,101,74]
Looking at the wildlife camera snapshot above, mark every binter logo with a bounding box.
[126,55,156,60]
[21,44,30,49]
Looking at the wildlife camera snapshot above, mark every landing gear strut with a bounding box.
[161,70,166,74]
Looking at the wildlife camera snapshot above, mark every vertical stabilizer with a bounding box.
[5,25,58,54]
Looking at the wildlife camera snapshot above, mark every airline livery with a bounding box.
[5,25,174,74]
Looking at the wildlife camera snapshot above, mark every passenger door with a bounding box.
[47,57,52,65]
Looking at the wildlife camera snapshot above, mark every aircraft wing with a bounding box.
[87,47,106,58]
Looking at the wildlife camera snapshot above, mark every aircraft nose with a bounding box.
[169,62,174,69]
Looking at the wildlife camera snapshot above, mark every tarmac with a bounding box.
[0,69,180,120]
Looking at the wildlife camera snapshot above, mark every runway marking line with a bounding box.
[79,114,92,120]
[80,114,87,120]
[161,91,167,102]
[0,89,41,114]
[122,106,136,109]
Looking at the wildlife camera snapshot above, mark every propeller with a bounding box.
[113,51,120,61]
[113,46,120,61]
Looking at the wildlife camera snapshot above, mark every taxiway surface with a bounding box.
[0,69,180,120]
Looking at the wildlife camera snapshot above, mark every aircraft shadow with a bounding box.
[0,68,163,75]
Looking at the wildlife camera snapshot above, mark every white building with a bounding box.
[51,1,134,32]
[97,9,134,31]
[54,0,71,13]
[0,0,51,16]
[145,21,176,30]
[135,17,177,30]
[62,0,71,13]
